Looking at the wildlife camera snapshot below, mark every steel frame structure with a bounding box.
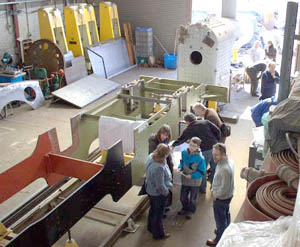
[0,76,228,246]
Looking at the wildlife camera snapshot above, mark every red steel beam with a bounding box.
[48,153,102,182]
[0,128,103,204]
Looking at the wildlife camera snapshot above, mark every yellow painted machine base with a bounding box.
[65,4,97,58]
[97,150,134,165]
[208,101,218,110]
[65,239,79,247]
[99,2,121,41]
[0,222,12,244]
[38,8,68,54]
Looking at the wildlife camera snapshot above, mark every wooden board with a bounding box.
[127,23,136,64]
[123,23,135,66]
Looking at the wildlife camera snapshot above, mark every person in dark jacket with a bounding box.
[260,62,279,100]
[245,62,267,97]
[172,113,221,194]
[148,124,174,174]
[265,40,277,62]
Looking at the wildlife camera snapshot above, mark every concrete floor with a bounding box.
[0,67,259,246]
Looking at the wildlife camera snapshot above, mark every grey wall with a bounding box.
[0,0,192,62]
[0,0,79,63]
[91,0,192,59]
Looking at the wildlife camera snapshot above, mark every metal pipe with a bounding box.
[0,0,46,5]
[25,2,30,36]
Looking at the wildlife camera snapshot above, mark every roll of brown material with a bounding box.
[276,164,299,190]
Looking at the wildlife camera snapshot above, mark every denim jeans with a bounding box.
[180,185,200,213]
[147,195,168,239]
[200,149,217,192]
[213,197,232,243]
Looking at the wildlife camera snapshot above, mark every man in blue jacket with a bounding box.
[251,96,277,127]
[177,137,206,220]
[260,62,279,100]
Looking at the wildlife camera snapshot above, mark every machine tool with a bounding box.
[64,4,98,58]
[38,8,69,54]
[99,1,121,42]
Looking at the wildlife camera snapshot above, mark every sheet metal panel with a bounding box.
[52,74,119,108]
[0,80,45,114]
[64,56,88,84]
[87,38,135,79]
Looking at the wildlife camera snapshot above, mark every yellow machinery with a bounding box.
[64,4,98,58]
[99,2,121,42]
[82,4,99,44]
[38,8,68,54]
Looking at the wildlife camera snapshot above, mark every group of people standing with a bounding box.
[246,40,280,99]
[144,103,235,247]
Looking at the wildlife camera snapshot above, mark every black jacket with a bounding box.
[261,70,279,100]
[172,120,221,151]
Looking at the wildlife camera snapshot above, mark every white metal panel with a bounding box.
[52,74,119,108]
[0,80,45,113]
[87,38,133,79]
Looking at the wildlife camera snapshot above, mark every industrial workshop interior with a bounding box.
[1,0,300,246]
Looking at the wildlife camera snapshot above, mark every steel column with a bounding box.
[278,1,298,102]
